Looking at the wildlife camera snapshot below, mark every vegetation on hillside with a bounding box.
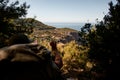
[61,41,90,78]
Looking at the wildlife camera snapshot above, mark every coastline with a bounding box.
[44,22,85,31]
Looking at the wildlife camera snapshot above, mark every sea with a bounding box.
[44,22,85,31]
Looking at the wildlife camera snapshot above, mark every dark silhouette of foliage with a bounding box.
[0,0,30,47]
[78,23,92,46]
[79,0,120,79]
[13,18,35,34]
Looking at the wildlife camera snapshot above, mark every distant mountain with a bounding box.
[31,18,56,29]
[14,18,56,29]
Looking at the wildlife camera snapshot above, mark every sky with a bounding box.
[11,0,116,23]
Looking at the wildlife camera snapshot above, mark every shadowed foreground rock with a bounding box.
[0,44,64,80]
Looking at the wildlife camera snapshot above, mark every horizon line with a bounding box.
[43,21,96,24]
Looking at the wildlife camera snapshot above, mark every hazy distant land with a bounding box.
[31,19,81,44]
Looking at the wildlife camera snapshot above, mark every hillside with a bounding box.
[14,18,56,29]
[17,18,81,44]
[32,27,81,44]
[32,18,56,29]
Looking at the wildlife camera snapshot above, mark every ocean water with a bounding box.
[45,22,85,31]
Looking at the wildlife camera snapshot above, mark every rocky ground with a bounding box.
[31,28,81,44]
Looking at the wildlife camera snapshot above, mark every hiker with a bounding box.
[0,33,64,80]
[50,40,63,69]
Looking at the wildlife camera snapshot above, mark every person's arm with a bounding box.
[50,41,63,69]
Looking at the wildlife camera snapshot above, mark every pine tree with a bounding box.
[0,0,30,47]
[88,0,120,79]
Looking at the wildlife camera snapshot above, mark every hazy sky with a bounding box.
[11,0,116,23]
